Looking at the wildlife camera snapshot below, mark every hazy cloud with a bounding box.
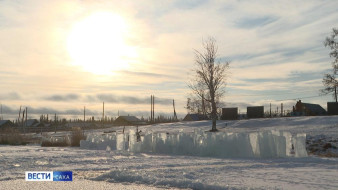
[44,94,79,102]
[94,94,173,105]
[0,104,183,120]
[21,107,99,116]
[235,16,278,29]
[0,92,21,100]
[0,0,336,118]
[0,104,17,115]
[120,70,173,79]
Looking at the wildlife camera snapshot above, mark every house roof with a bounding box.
[183,114,208,121]
[116,116,140,122]
[115,116,142,125]
[302,103,327,115]
[25,119,39,127]
[0,120,13,127]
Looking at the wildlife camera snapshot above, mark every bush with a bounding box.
[41,140,69,147]
[39,127,86,147]
[71,127,86,147]
[323,143,335,150]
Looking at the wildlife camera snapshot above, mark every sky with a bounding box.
[0,0,337,120]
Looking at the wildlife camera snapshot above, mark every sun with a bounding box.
[67,12,137,75]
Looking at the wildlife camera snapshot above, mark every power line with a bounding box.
[226,91,331,103]
[275,94,329,102]
[226,89,321,97]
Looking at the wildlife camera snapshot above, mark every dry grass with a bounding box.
[0,128,27,145]
[40,127,86,147]
[311,151,338,158]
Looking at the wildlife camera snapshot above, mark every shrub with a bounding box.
[323,143,333,150]
[41,140,69,147]
[71,127,86,147]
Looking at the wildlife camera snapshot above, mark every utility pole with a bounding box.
[0,103,2,120]
[18,106,22,126]
[152,95,155,123]
[22,109,25,133]
[25,107,27,133]
[270,103,271,117]
[173,99,177,121]
[151,95,155,123]
[84,106,86,122]
[281,103,283,117]
[25,107,27,127]
[102,102,105,124]
[54,113,57,133]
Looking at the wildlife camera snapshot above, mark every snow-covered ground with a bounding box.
[1,116,338,189]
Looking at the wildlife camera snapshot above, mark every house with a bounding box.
[221,108,238,120]
[327,102,338,115]
[114,116,144,126]
[293,100,327,116]
[0,120,14,129]
[24,119,44,127]
[247,106,264,118]
[183,114,209,121]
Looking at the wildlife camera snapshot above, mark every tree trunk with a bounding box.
[335,86,338,103]
[211,117,217,131]
[210,93,217,132]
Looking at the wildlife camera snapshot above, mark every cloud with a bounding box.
[0,92,21,100]
[0,0,336,119]
[120,70,173,79]
[0,104,18,115]
[0,104,183,120]
[235,16,278,29]
[94,94,173,105]
[43,94,79,102]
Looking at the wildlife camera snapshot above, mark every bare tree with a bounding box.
[321,28,338,102]
[188,37,230,131]
[324,28,338,71]
[322,74,338,102]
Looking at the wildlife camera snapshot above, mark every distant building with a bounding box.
[292,100,327,116]
[221,108,238,120]
[183,114,209,121]
[114,116,144,126]
[0,120,14,129]
[327,102,338,115]
[24,119,44,127]
[247,106,264,118]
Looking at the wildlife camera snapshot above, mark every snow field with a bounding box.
[1,145,337,189]
[1,116,338,189]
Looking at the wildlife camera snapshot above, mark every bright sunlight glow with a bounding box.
[67,12,137,75]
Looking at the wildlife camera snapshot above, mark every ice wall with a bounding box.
[80,133,117,151]
[80,130,307,158]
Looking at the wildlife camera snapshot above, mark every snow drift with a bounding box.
[80,129,307,158]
